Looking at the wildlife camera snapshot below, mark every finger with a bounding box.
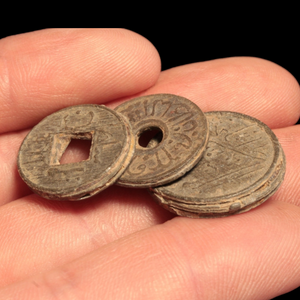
[0,28,161,133]
[0,130,30,203]
[2,57,299,203]
[131,57,300,129]
[0,124,299,285]
[271,124,300,206]
[0,188,173,287]
[2,199,300,299]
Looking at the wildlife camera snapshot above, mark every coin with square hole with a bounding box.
[18,104,135,200]
[115,94,209,187]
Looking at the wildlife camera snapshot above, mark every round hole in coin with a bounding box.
[138,127,163,148]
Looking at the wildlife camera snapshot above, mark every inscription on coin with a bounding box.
[18,104,135,200]
[115,94,209,187]
[151,111,285,217]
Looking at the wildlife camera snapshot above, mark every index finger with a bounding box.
[0,28,161,134]
[137,57,300,129]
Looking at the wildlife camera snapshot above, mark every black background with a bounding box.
[0,28,299,299]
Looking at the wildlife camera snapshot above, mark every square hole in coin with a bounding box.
[49,132,93,165]
[60,138,92,164]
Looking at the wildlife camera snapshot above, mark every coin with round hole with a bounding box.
[115,94,209,187]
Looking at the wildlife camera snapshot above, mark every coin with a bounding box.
[150,111,286,218]
[115,94,209,187]
[18,104,135,200]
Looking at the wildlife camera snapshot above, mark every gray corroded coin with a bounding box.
[115,94,209,187]
[150,111,286,218]
[18,104,135,200]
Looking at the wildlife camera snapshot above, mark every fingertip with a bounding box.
[0,29,161,133]
[222,56,300,128]
[147,56,300,129]
[235,57,300,128]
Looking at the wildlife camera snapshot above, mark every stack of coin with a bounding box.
[149,111,286,218]
[17,94,285,218]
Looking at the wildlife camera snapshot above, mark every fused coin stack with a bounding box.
[17,94,286,217]
[149,111,286,218]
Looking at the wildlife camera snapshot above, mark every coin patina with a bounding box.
[18,104,135,200]
[150,111,286,218]
[115,94,209,188]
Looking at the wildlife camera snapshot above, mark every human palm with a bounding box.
[0,29,299,299]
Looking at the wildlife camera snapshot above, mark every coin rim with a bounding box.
[150,148,285,218]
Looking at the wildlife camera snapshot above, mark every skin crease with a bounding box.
[0,29,300,299]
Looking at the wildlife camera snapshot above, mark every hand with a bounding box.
[0,29,299,299]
